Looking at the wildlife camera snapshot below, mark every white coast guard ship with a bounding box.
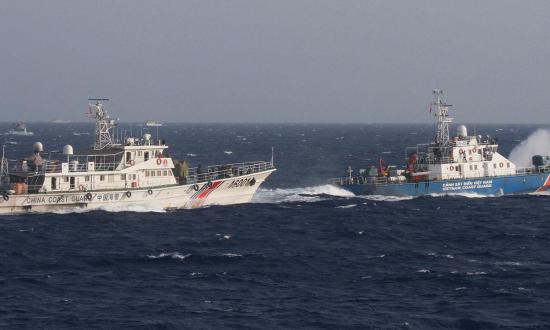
[331,90,550,197]
[0,99,275,214]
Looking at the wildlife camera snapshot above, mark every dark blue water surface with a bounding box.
[1,123,550,329]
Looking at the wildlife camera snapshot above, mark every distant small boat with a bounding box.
[5,122,34,136]
[144,120,163,127]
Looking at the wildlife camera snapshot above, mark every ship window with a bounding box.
[163,170,168,176]
[145,171,149,177]
[100,175,105,181]
[470,165,473,171]
[474,165,478,170]
[126,152,132,164]
[478,149,482,154]
[121,174,126,180]
[64,176,69,183]
[151,171,155,177]
[138,151,142,157]
[85,176,90,182]
[157,170,162,177]
[507,163,510,168]
[456,165,460,172]
[132,174,136,180]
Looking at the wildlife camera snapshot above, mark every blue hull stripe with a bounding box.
[342,173,550,197]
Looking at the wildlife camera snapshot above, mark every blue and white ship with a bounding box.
[331,89,550,197]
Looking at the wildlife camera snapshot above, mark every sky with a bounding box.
[0,0,549,123]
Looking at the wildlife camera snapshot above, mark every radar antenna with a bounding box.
[88,98,117,150]
[432,89,453,153]
[0,145,9,187]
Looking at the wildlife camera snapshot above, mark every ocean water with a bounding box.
[1,123,550,329]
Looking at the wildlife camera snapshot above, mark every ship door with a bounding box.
[70,177,75,190]
[51,177,57,190]
[144,151,149,162]
[483,163,489,177]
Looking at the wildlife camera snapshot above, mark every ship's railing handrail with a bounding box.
[184,161,274,184]
[41,161,121,173]
[330,165,550,186]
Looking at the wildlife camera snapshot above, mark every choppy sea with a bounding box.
[1,123,550,329]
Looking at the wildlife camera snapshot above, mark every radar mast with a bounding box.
[432,89,453,155]
[0,145,9,187]
[88,98,116,150]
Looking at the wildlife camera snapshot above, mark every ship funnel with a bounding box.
[63,145,74,155]
[33,142,44,153]
[457,125,468,138]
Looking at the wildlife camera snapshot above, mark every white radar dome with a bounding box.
[33,142,44,152]
[457,125,468,138]
[143,133,152,141]
[63,145,74,155]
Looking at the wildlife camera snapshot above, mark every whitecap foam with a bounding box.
[358,195,414,202]
[336,204,357,209]
[222,253,242,258]
[148,252,191,260]
[252,184,354,204]
[51,203,167,214]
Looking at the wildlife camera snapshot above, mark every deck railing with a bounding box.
[330,165,550,186]
[184,161,274,184]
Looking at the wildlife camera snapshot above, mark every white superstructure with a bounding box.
[405,90,516,181]
[0,99,275,214]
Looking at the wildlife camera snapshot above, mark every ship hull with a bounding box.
[0,170,274,214]
[340,173,550,197]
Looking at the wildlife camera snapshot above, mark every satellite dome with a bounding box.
[62,145,74,155]
[33,142,43,153]
[457,125,468,138]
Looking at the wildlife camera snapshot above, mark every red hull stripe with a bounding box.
[537,175,550,192]
[197,181,222,200]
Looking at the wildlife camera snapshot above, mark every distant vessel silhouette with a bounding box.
[5,122,34,136]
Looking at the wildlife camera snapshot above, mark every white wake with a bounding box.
[252,184,354,204]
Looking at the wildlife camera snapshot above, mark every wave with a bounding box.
[51,204,167,214]
[148,252,191,260]
[252,184,354,204]
[252,184,499,205]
